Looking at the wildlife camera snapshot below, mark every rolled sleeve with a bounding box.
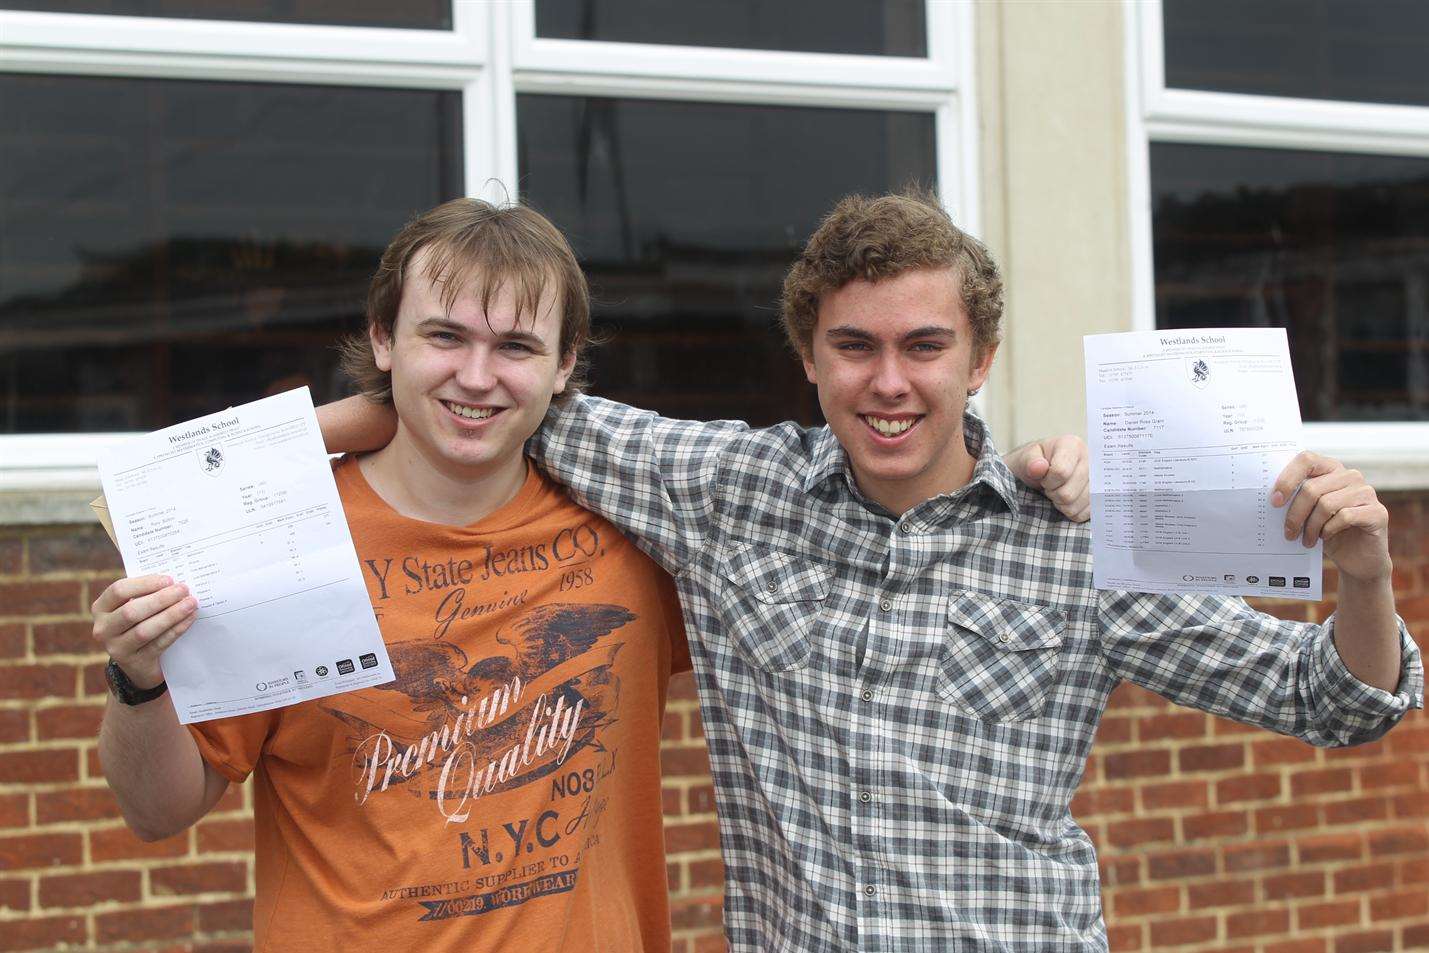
[1308,615,1424,740]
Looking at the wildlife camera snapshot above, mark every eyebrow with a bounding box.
[824,324,957,344]
[413,317,550,350]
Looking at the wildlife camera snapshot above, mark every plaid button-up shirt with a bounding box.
[531,396,1423,952]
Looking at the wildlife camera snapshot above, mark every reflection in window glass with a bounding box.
[517,95,936,426]
[1163,0,1429,108]
[1151,142,1429,422]
[536,0,925,57]
[0,0,450,29]
[0,74,463,433]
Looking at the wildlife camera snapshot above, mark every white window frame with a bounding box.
[1124,0,1429,489]
[0,1,978,498]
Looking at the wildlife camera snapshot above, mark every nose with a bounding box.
[454,347,497,392]
[870,351,910,400]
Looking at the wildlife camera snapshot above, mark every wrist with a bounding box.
[105,659,169,705]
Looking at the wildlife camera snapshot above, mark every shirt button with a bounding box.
[860,689,873,702]
[859,791,873,803]
[999,633,1012,643]
[864,884,876,896]
[879,599,893,612]
[766,582,778,593]
[898,520,913,534]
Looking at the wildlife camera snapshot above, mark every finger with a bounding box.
[144,613,198,657]
[1271,451,1340,508]
[1319,498,1388,543]
[91,574,173,615]
[1052,469,1090,513]
[1284,468,1360,541]
[124,595,198,650]
[1303,480,1366,548]
[1044,438,1086,491]
[96,584,191,647]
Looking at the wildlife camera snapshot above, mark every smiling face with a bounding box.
[371,247,575,486]
[801,267,996,515]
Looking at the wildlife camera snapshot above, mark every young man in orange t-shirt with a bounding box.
[90,199,690,951]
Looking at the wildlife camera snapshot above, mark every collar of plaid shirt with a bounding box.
[531,396,1422,953]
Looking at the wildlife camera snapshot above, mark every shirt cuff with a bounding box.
[1312,614,1425,717]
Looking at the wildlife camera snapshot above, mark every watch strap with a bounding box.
[104,659,169,706]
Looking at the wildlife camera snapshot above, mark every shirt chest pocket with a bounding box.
[716,543,832,672]
[937,593,1066,722]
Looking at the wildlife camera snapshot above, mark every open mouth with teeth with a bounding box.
[861,414,921,439]
[442,399,499,421]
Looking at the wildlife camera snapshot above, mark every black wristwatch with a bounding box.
[104,659,169,706]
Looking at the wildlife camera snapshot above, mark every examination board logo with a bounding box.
[202,446,224,475]
[1188,358,1210,390]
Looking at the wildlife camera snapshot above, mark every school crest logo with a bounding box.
[202,446,224,475]
[1188,358,1210,389]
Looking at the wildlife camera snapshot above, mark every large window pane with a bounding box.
[1163,0,1429,108]
[1151,142,1429,423]
[0,74,462,433]
[0,0,450,29]
[535,0,925,57]
[517,95,936,426]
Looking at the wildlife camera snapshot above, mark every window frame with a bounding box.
[0,1,978,495]
[1124,0,1429,488]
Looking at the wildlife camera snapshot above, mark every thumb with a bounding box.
[1023,447,1051,485]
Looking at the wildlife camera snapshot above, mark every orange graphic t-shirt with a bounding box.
[189,456,690,952]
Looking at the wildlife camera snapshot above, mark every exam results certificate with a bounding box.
[1084,328,1322,600]
[97,387,393,723]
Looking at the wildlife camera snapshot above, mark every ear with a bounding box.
[370,321,394,373]
[553,348,578,395]
[801,347,818,386]
[967,340,999,393]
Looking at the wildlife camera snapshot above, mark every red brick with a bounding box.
[1298,899,1362,930]
[1325,796,1391,826]
[150,861,247,897]
[0,794,28,829]
[0,663,76,700]
[1403,922,1429,948]
[1095,715,1132,744]
[210,783,246,814]
[0,878,30,912]
[0,915,86,952]
[1148,915,1217,946]
[95,904,196,944]
[1099,855,1141,888]
[1252,737,1319,767]
[0,538,21,576]
[0,580,81,617]
[1263,871,1326,900]
[1104,750,1171,780]
[669,894,723,931]
[35,703,104,740]
[1360,762,1419,790]
[81,661,108,697]
[1264,941,1328,953]
[29,529,123,573]
[197,897,253,932]
[1187,878,1255,909]
[1071,786,1134,818]
[1106,683,1167,710]
[1334,862,1396,894]
[1332,930,1393,953]
[1224,840,1291,872]
[0,623,23,659]
[89,825,189,862]
[196,818,254,853]
[664,821,719,854]
[1367,826,1429,857]
[1147,848,1216,880]
[31,620,96,656]
[1178,743,1244,773]
[1106,923,1143,951]
[1392,790,1429,819]
[0,708,29,744]
[687,858,723,888]
[1212,716,1261,736]
[1106,817,1176,849]
[1112,885,1180,917]
[1400,855,1429,885]
[0,832,82,870]
[39,869,142,908]
[1299,833,1365,864]
[1368,889,1428,920]
[0,747,78,783]
[1227,907,1291,938]
[661,745,712,777]
[661,786,682,815]
[1255,804,1321,834]
[1182,809,1249,841]
[1139,780,1208,811]
[1137,712,1206,741]
[667,671,696,701]
[1217,772,1282,804]
[35,786,120,824]
[687,783,716,815]
[661,711,685,740]
[1292,767,1355,797]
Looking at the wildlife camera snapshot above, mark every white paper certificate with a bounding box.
[1084,328,1321,600]
[97,387,393,723]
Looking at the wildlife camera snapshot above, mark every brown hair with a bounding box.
[339,197,591,404]
[780,189,1003,359]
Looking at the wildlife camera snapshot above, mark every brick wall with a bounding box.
[1,495,1425,952]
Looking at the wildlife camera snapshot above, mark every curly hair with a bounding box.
[339,197,591,405]
[780,190,1002,359]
